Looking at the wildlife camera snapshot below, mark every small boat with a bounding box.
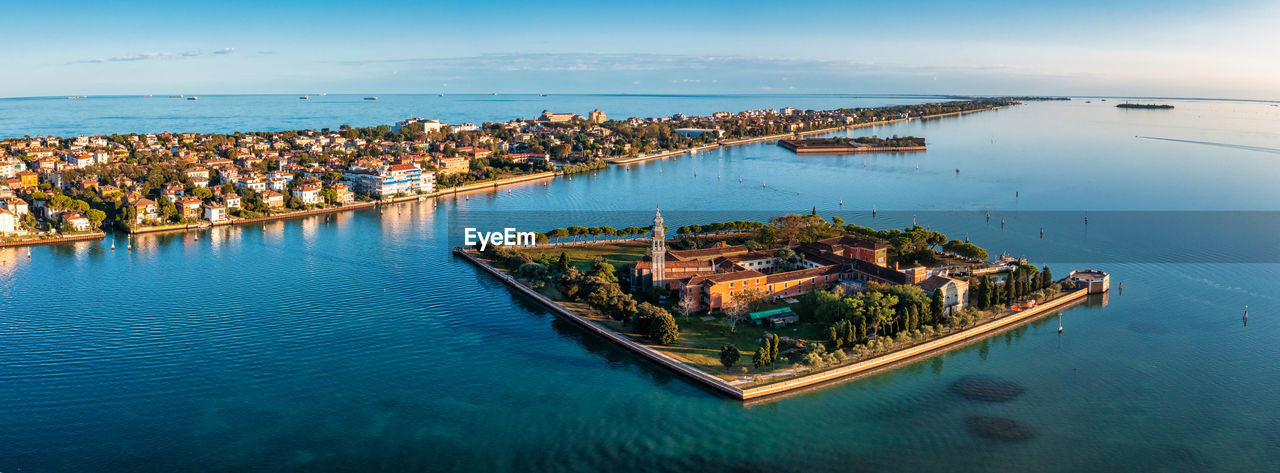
[492,92,498,96]
[540,93,547,97]
[170,95,184,98]
[439,93,444,97]
[299,96,309,100]
[187,96,198,101]
[66,96,87,100]
[364,97,378,100]
[318,93,326,96]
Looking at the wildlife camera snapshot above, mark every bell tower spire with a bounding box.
[651,206,665,288]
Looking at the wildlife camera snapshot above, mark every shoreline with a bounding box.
[604,105,1004,166]
[15,105,1004,246]
[111,171,559,238]
[455,246,1087,402]
[0,231,105,248]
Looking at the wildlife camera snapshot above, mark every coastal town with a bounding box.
[463,209,1110,400]
[0,98,1013,245]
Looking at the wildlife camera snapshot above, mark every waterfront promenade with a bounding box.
[455,246,1088,401]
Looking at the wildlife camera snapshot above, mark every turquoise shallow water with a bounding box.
[2,99,1280,472]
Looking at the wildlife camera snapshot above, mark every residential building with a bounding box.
[261,190,285,208]
[127,196,159,225]
[1,197,29,218]
[177,196,203,220]
[0,208,16,234]
[60,212,91,232]
[16,170,38,188]
[293,183,321,205]
[204,203,228,223]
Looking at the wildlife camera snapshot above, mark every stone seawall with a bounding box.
[455,245,1087,402]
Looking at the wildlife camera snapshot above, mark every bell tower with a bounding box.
[651,207,665,288]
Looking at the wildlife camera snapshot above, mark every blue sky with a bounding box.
[3,0,1276,99]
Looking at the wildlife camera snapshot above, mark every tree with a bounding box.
[518,263,549,288]
[650,309,679,345]
[753,349,768,368]
[192,187,213,199]
[767,333,780,366]
[773,247,804,272]
[556,267,585,300]
[861,291,899,338]
[720,345,741,368]
[930,289,945,320]
[977,275,992,309]
[85,209,106,228]
[555,251,570,272]
[723,288,765,333]
[551,143,573,159]
[676,290,699,317]
[159,198,177,221]
[588,259,617,283]
[1041,265,1052,290]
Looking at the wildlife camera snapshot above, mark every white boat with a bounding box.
[299,96,309,100]
[187,96,198,101]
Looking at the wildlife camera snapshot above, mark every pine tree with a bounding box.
[1041,265,1052,289]
[768,333,780,365]
[930,289,945,321]
[858,319,868,342]
[753,349,767,368]
[843,320,856,347]
[556,251,570,272]
[978,275,992,309]
[828,325,842,348]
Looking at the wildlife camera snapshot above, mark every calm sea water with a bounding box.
[0,93,947,138]
[3,98,1280,472]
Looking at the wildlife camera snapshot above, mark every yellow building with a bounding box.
[17,170,38,188]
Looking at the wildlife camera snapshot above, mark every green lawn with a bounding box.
[671,312,828,374]
[517,242,648,271]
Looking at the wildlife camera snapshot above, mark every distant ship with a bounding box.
[299,96,309,100]
[169,95,184,98]
[492,92,498,96]
[66,96,87,100]
[318,93,326,96]
[363,97,378,100]
[439,93,444,97]
[187,96,199,101]
[143,94,153,97]
[540,93,547,96]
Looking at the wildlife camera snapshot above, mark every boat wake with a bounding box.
[1136,136,1280,155]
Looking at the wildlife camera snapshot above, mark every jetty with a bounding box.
[778,137,926,154]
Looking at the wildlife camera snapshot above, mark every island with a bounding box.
[457,210,1109,401]
[0,99,1016,246]
[1116,103,1174,109]
[778,136,926,154]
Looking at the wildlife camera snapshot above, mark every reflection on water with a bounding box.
[2,100,1280,472]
